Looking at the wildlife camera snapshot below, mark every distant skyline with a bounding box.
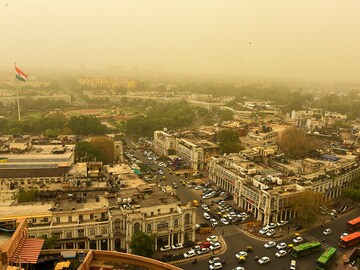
[1,0,360,82]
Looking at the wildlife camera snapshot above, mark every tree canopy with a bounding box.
[279,127,316,159]
[218,129,243,154]
[290,190,324,224]
[129,231,156,258]
[342,179,360,201]
[68,115,108,135]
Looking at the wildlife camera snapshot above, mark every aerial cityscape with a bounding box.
[1,1,360,270]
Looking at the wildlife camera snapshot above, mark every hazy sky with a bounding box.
[1,0,360,81]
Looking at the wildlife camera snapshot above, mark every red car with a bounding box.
[200,241,212,248]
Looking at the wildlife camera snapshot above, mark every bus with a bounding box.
[346,216,360,231]
[290,242,321,258]
[338,231,360,248]
[316,247,337,270]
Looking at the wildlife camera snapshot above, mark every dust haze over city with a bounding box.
[1,0,360,82]
[2,1,360,270]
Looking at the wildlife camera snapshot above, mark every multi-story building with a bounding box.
[209,150,360,225]
[0,143,75,178]
[0,163,196,253]
[175,138,221,171]
[153,130,177,156]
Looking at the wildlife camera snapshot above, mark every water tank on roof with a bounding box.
[122,198,127,204]
[117,198,122,204]
[127,197,132,203]
[277,178,283,185]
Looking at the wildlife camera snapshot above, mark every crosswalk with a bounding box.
[302,233,343,256]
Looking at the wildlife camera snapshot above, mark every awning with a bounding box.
[12,238,44,264]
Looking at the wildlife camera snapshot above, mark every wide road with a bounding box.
[131,146,360,270]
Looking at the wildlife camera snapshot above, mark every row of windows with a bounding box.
[37,227,108,239]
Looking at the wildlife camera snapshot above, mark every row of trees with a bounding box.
[0,114,109,136]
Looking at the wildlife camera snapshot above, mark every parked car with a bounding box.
[197,247,209,255]
[183,240,195,248]
[183,250,196,258]
[160,245,171,252]
[323,228,332,235]
[220,218,229,225]
[259,227,269,235]
[206,235,219,242]
[267,223,277,229]
[172,243,183,250]
[277,220,288,227]
[266,229,276,237]
[264,241,276,248]
[204,213,211,219]
[210,242,221,250]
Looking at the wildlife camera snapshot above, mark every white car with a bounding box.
[197,247,209,255]
[258,256,270,264]
[323,228,332,235]
[183,250,196,258]
[266,229,276,237]
[210,242,221,250]
[160,245,171,251]
[172,243,183,250]
[267,223,277,229]
[207,235,219,242]
[204,213,211,219]
[264,241,276,248]
[277,220,288,227]
[209,262,223,270]
[220,218,229,225]
[212,220,219,227]
[293,236,304,244]
[235,251,248,259]
[275,250,287,258]
[340,232,349,238]
[259,227,269,235]
[277,242,287,250]
[209,257,221,265]
[202,204,210,211]
[232,267,244,270]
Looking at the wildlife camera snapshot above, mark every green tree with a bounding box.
[291,190,324,224]
[279,127,316,158]
[219,109,234,122]
[129,231,156,258]
[42,236,57,249]
[75,141,102,162]
[68,115,108,135]
[342,179,360,201]
[18,188,36,203]
[218,129,243,154]
[90,136,114,164]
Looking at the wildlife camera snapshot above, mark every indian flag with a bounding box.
[15,64,28,82]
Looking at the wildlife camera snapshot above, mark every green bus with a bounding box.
[316,247,337,270]
[290,241,321,258]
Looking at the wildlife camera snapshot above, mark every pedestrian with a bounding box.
[222,230,224,235]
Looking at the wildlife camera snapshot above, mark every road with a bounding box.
[131,146,360,270]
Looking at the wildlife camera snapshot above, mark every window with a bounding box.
[114,218,121,230]
[89,228,95,236]
[56,217,60,223]
[185,213,190,225]
[157,209,161,213]
[146,224,152,232]
[78,229,85,237]
[90,214,94,220]
[157,221,169,230]
[43,217,48,222]
[66,231,72,238]
[32,218,36,223]
[174,219,179,227]
[42,234,48,239]
[101,227,107,234]
[79,215,83,221]
[133,223,140,233]
[68,216,72,222]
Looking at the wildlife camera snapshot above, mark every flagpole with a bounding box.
[16,87,21,121]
